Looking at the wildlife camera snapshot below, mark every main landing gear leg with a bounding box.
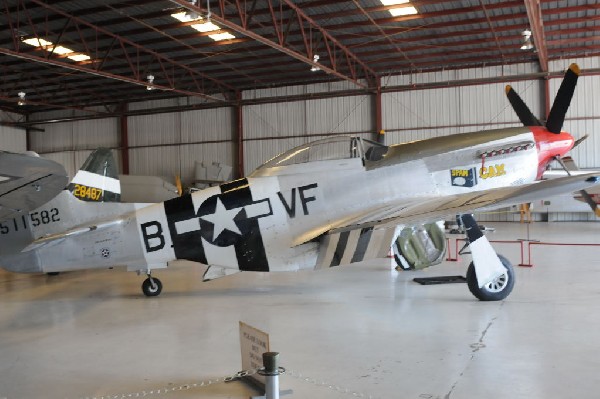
[141,272,163,297]
[458,214,515,301]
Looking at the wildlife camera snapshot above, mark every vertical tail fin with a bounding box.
[68,148,121,202]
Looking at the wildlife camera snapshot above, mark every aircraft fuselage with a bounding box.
[0,127,573,275]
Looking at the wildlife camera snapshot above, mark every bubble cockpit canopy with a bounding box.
[256,136,389,170]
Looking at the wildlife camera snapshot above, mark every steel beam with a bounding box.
[0,47,226,102]
[120,103,129,175]
[235,91,244,178]
[2,0,235,102]
[373,76,383,143]
[0,92,110,115]
[169,0,378,89]
[21,66,600,126]
[523,0,549,72]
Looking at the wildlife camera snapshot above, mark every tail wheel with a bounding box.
[466,254,515,301]
[142,277,162,297]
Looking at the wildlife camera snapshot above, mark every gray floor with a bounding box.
[1,222,600,399]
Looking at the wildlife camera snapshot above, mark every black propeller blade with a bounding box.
[505,85,542,127]
[546,63,580,134]
[573,134,589,149]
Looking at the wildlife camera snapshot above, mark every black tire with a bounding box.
[47,272,60,276]
[466,254,515,301]
[142,277,162,297]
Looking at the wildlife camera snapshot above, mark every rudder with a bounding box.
[68,148,121,202]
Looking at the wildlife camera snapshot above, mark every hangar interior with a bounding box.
[1,1,600,398]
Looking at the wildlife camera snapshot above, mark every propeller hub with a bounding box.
[531,126,574,179]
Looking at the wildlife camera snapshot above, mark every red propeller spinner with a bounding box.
[506,63,580,180]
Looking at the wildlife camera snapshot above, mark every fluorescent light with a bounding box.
[22,37,53,47]
[171,10,235,41]
[380,0,418,16]
[389,6,418,16]
[193,21,220,32]
[22,37,90,61]
[171,11,200,22]
[380,0,409,5]
[67,53,91,61]
[51,45,74,55]
[208,32,235,41]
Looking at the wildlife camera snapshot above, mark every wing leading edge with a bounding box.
[326,173,600,235]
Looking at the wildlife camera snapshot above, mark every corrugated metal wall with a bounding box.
[382,78,542,144]
[128,107,234,182]
[28,117,119,178]
[0,111,27,152]
[28,107,234,182]
[243,95,372,172]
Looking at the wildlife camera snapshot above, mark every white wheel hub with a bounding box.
[484,272,509,293]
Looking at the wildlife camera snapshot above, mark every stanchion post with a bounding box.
[262,352,280,399]
[250,351,290,399]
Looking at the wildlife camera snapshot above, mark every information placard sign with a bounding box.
[239,321,270,386]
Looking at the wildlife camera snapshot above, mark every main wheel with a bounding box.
[466,254,515,301]
[142,277,162,297]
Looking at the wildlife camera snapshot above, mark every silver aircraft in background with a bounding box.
[0,150,67,221]
[0,64,598,301]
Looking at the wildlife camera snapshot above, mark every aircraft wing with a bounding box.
[327,173,600,235]
[0,151,68,222]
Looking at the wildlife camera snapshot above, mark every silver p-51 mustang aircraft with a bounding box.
[0,64,598,300]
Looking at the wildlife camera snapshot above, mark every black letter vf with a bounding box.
[277,188,297,218]
[298,183,318,215]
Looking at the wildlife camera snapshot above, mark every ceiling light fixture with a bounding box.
[380,0,418,17]
[146,75,155,91]
[311,54,320,72]
[171,11,235,42]
[520,29,533,50]
[17,92,26,106]
[22,37,90,61]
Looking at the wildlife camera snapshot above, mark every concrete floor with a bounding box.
[1,222,600,399]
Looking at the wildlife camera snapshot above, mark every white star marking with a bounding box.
[200,197,242,241]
